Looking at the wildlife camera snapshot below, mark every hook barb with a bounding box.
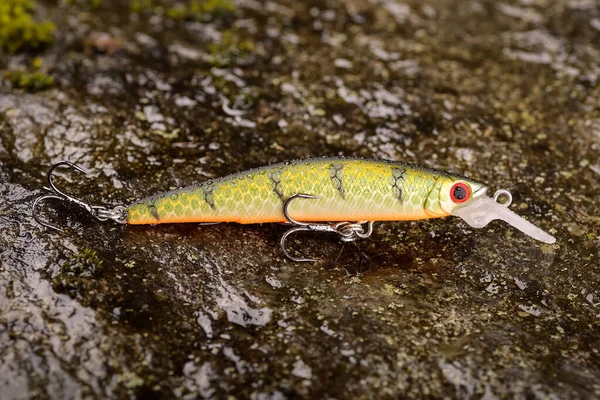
[279,193,376,262]
[33,160,128,231]
[45,161,93,212]
[283,193,321,226]
[33,194,67,231]
[280,226,318,262]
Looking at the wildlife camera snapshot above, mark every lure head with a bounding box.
[433,172,555,244]
[426,173,488,217]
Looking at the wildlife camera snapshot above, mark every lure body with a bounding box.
[33,158,556,262]
[127,157,488,225]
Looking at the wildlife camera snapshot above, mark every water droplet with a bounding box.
[171,193,179,200]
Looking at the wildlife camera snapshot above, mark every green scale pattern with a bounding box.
[127,157,486,225]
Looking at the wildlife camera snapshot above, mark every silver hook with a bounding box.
[33,160,128,231]
[280,193,375,262]
[33,193,68,231]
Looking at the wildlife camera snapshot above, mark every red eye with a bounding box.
[450,182,470,203]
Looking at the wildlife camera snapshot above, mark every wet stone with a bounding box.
[1,0,599,399]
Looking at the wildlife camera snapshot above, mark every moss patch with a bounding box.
[210,30,255,67]
[131,0,235,21]
[0,0,55,53]
[167,0,235,20]
[4,69,54,91]
[129,0,153,13]
[52,248,103,305]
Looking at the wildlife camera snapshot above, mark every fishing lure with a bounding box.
[33,157,556,261]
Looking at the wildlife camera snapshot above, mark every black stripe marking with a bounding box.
[269,170,284,202]
[423,174,442,211]
[202,182,216,210]
[329,163,345,199]
[148,203,160,221]
[391,168,406,202]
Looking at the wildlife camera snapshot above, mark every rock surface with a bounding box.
[1,0,599,398]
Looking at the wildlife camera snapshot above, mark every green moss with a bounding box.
[209,31,255,67]
[197,0,235,16]
[52,248,103,304]
[4,69,54,91]
[129,0,153,13]
[165,4,187,19]
[0,0,55,54]
[164,0,236,21]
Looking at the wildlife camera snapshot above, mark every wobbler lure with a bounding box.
[33,158,556,261]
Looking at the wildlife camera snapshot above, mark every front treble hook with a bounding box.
[280,193,375,262]
[33,160,128,231]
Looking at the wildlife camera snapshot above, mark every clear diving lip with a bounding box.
[451,194,556,244]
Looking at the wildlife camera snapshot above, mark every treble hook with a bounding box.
[280,193,375,262]
[33,160,128,231]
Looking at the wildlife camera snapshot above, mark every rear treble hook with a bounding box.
[280,193,375,262]
[33,160,128,231]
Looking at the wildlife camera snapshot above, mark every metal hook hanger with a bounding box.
[280,193,375,262]
[33,160,128,231]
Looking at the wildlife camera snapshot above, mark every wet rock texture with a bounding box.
[1,0,599,398]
